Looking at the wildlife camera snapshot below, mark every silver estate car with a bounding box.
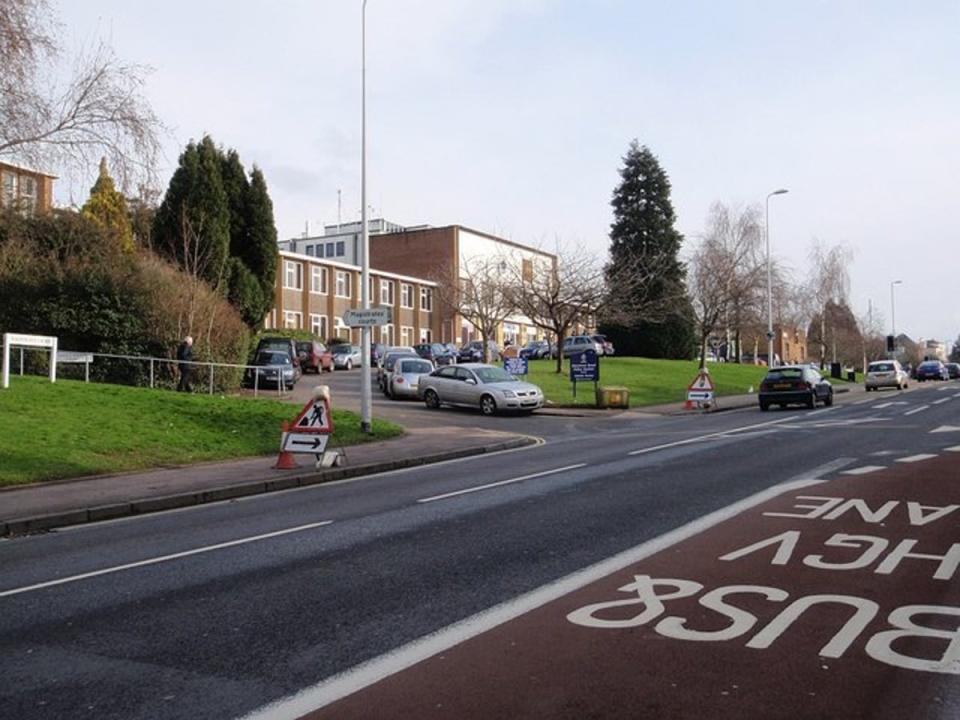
[385,357,434,399]
[419,362,544,415]
[865,360,908,391]
[330,343,363,370]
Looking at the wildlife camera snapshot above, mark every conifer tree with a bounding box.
[82,157,134,252]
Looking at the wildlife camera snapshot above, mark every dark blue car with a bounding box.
[916,360,949,381]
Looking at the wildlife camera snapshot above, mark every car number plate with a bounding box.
[773,382,790,389]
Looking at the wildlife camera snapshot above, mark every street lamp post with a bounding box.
[765,188,789,368]
[890,280,902,353]
[360,0,372,433]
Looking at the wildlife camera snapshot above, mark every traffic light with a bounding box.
[886,335,896,353]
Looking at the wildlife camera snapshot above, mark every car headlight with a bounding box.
[501,389,517,398]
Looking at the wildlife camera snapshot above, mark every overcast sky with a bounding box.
[57,1,959,345]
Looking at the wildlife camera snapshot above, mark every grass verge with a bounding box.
[526,357,769,407]
[0,376,402,486]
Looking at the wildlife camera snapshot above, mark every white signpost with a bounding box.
[343,306,392,328]
[2,333,58,389]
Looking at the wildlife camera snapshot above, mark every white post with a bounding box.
[50,337,57,383]
[1,335,9,389]
[359,0,373,434]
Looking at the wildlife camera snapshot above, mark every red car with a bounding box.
[296,340,333,373]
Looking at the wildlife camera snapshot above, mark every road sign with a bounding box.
[570,350,599,382]
[290,395,334,433]
[343,307,392,327]
[504,356,528,376]
[57,351,93,363]
[686,369,715,406]
[282,432,330,454]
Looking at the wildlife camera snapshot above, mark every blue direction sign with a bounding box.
[504,356,529,376]
[569,349,599,382]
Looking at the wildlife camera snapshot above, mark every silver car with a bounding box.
[386,357,434,399]
[419,362,544,415]
[330,343,362,370]
[865,360,908,391]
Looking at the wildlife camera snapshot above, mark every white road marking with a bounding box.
[904,405,929,416]
[932,397,951,405]
[627,415,800,456]
[417,463,587,503]
[807,408,835,416]
[238,474,827,720]
[854,397,877,405]
[931,425,960,434]
[874,402,894,409]
[938,386,954,391]
[0,521,333,598]
[895,454,938,463]
[945,446,960,453]
[954,393,960,399]
[841,465,886,475]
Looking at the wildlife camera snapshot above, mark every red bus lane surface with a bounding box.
[303,454,960,720]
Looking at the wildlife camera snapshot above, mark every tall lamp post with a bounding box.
[765,188,789,368]
[890,279,902,350]
[359,0,372,433]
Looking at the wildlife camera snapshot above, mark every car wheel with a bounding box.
[346,359,353,370]
[806,392,816,409]
[424,389,440,409]
[759,401,769,412]
[480,394,497,416]
[824,391,834,407]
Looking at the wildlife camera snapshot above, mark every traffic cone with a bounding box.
[684,399,696,410]
[274,421,298,469]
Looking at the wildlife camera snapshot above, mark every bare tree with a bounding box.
[803,240,852,367]
[687,237,733,369]
[433,255,516,363]
[0,0,162,189]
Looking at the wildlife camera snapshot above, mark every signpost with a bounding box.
[686,368,716,410]
[2,333,58,389]
[569,349,599,399]
[343,306,392,328]
[504,356,529,377]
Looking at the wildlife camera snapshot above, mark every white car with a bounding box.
[865,360,908,391]
[385,357,434,399]
[419,363,544,415]
[330,343,362,370]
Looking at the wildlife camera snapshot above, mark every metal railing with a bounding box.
[6,346,290,397]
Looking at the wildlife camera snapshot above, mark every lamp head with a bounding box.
[772,188,789,196]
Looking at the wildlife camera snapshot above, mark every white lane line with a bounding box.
[896,454,938,463]
[627,415,800,456]
[854,398,876,405]
[0,521,333,599]
[841,465,886,475]
[904,405,929,416]
[932,398,951,405]
[873,402,894,409]
[954,393,960,399]
[807,408,834,416]
[239,474,826,720]
[945,446,960,452]
[417,463,587,503]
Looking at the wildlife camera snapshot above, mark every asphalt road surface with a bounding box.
[2,381,958,719]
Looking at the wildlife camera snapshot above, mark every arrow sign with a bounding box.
[283,432,330,454]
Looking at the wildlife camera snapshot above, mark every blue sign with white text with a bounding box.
[569,349,599,382]
[505,356,529,376]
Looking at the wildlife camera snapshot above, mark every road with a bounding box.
[1,381,958,719]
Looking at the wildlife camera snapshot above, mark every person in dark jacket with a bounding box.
[177,336,194,392]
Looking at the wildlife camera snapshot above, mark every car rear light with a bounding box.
[396,377,405,383]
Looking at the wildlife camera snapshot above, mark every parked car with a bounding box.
[414,342,456,366]
[458,340,500,363]
[330,343,363,370]
[864,360,908,391]
[385,357,435,399]
[562,335,603,357]
[758,365,833,411]
[520,340,551,360]
[370,342,389,366]
[916,360,949,381]
[243,350,298,390]
[253,337,301,382]
[946,362,960,379]
[591,334,615,356]
[378,348,419,390]
[419,362,544,415]
[296,340,333,374]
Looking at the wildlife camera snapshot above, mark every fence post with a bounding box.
[150,358,155,388]
[84,360,90,383]
[19,348,24,376]
[208,363,214,395]
[254,367,259,397]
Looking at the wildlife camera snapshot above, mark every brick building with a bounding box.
[0,162,56,214]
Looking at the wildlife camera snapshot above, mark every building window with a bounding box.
[522,259,534,283]
[380,324,395,345]
[284,261,303,290]
[311,266,328,294]
[336,241,345,256]
[400,283,413,309]
[305,245,315,257]
[316,244,325,258]
[1,172,16,208]
[420,287,433,311]
[400,326,413,346]
[326,242,335,257]
[283,310,303,329]
[419,328,432,343]
[334,317,349,339]
[380,279,394,306]
[19,176,37,213]
[335,270,352,298]
[366,276,374,303]
[310,314,328,339]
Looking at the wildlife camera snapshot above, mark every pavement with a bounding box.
[0,383,862,537]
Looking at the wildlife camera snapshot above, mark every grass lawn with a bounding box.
[0,376,403,486]
[525,357,770,407]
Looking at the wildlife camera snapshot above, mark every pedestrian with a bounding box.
[177,335,194,392]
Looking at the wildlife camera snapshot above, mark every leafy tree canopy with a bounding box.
[82,157,134,252]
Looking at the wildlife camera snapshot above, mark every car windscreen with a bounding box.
[474,366,517,383]
[330,345,351,354]
[764,368,803,381]
[257,351,289,365]
[869,363,895,372]
[399,360,433,374]
[919,362,940,369]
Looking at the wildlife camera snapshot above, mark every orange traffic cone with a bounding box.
[274,421,298,469]
[684,399,696,410]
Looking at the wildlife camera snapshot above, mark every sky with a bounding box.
[54,1,959,346]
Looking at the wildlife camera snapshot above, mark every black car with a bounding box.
[415,342,456,366]
[519,340,550,360]
[243,350,298,390]
[759,365,833,410]
[946,362,960,379]
[371,342,388,366]
[916,360,949,381]
[458,340,500,363]
[253,337,301,382]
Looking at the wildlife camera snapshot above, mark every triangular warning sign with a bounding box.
[291,397,333,433]
[688,371,715,392]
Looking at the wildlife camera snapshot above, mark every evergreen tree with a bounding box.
[152,136,231,287]
[244,166,278,319]
[82,157,134,252]
[600,140,695,358]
